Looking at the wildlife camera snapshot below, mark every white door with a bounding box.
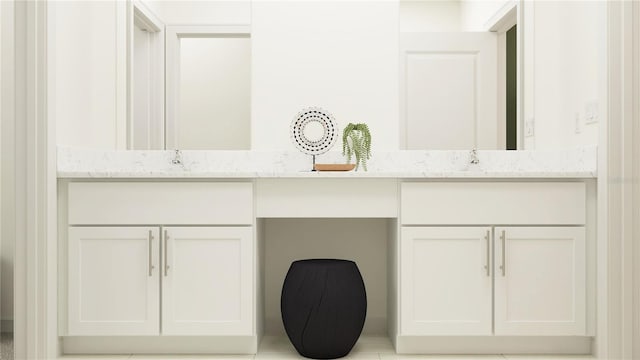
[400,32,497,150]
[400,227,493,335]
[162,226,253,335]
[68,227,160,335]
[494,227,586,335]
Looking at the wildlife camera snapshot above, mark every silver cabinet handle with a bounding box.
[148,230,154,276]
[484,230,490,276]
[164,229,170,276]
[499,230,506,276]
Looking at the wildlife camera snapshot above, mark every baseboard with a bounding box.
[1,320,12,332]
[62,336,258,354]
[264,315,387,336]
[395,335,593,354]
[62,333,593,355]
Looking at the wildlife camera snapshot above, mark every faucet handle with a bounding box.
[172,149,182,165]
[470,148,480,164]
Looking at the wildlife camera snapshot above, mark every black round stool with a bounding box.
[281,259,367,359]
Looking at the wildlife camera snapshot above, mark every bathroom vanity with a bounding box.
[56,147,597,355]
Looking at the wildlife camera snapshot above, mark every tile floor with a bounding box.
[57,336,597,360]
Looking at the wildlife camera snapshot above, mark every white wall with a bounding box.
[252,1,399,150]
[264,219,389,335]
[400,0,461,32]
[523,1,605,149]
[401,0,511,32]
[52,1,127,149]
[460,0,511,31]
[142,0,250,26]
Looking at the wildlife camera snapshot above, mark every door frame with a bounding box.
[634,2,640,357]
[0,0,3,337]
[600,1,640,359]
[486,1,518,150]
[11,0,56,358]
[127,0,165,150]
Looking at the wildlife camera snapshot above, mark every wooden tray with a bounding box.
[314,164,356,171]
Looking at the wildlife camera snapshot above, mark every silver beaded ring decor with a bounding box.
[290,107,338,156]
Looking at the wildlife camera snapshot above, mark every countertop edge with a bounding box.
[57,171,598,179]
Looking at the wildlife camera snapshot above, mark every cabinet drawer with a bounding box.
[68,182,253,225]
[256,179,398,218]
[401,182,585,225]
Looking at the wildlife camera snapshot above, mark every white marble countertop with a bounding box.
[57,147,597,179]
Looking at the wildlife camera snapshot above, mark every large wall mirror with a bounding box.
[125,0,604,152]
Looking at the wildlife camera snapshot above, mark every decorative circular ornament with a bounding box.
[290,107,338,155]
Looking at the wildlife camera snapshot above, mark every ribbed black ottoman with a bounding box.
[281,259,367,359]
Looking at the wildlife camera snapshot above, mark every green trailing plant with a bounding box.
[342,123,372,171]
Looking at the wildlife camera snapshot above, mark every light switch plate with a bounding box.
[585,101,599,124]
[575,112,583,134]
[524,117,535,137]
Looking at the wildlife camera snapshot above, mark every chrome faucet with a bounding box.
[469,149,479,164]
[172,149,182,165]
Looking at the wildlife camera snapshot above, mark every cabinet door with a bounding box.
[494,227,586,335]
[401,227,493,335]
[162,226,253,335]
[68,227,160,335]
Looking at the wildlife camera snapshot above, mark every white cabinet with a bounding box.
[162,227,253,335]
[401,227,493,335]
[399,182,590,339]
[400,226,587,337]
[494,227,586,335]
[67,226,254,336]
[68,227,160,335]
[65,182,255,338]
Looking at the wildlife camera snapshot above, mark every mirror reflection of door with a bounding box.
[130,19,251,151]
[130,2,165,150]
[506,25,517,150]
[166,26,251,151]
[401,32,498,150]
[399,1,519,151]
[176,36,251,150]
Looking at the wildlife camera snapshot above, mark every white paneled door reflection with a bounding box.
[165,26,252,151]
[401,32,497,150]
